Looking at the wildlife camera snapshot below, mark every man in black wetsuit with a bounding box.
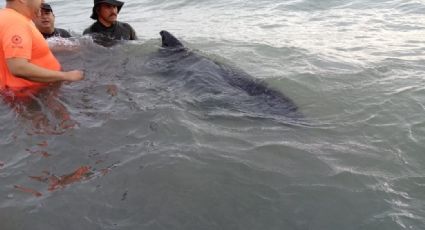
[83,0,137,46]
[33,3,71,39]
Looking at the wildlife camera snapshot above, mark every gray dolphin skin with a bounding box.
[156,30,303,121]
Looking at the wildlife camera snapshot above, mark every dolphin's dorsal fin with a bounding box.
[160,30,184,48]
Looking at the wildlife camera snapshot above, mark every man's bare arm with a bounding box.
[6,58,84,83]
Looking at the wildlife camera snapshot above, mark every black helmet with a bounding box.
[90,0,124,20]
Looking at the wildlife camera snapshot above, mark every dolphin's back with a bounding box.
[157,31,303,120]
[215,63,301,117]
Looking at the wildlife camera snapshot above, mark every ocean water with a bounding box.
[1,0,425,229]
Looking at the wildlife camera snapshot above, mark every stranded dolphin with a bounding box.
[151,30,303,120]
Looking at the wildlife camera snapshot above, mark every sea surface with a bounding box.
[1,0,425,229]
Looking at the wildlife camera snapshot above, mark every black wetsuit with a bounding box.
[83,21,137,46]
[42,28,71,39]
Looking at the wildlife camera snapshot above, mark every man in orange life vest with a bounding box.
[0,0,84,95]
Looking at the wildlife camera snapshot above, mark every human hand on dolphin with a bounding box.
[62,70,84,82]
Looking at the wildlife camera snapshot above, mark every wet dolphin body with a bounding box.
[155,30,303,120]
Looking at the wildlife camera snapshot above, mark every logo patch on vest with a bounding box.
[11,35,23,45]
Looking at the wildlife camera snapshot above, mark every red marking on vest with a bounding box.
[11,35,22,44]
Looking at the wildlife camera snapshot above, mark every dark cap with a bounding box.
[41,3,53,12]
[90,0,124,20]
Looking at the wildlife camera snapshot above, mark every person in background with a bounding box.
[33,3,71,39]
[83,0,136,45]
[0,0,83,97]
